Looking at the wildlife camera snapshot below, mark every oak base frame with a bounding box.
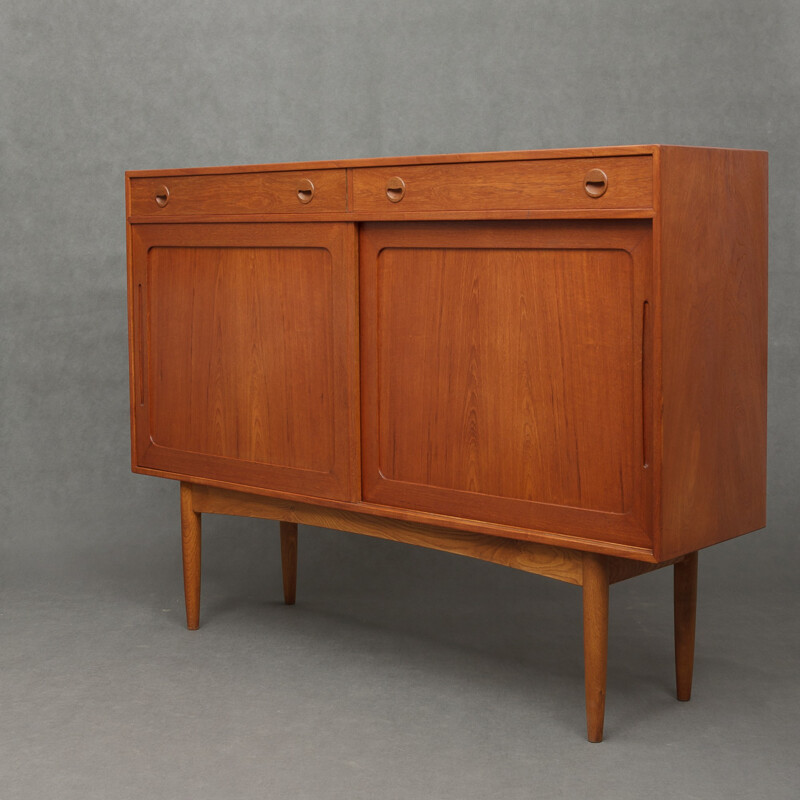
[179,482,697,742]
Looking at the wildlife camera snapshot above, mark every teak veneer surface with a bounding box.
[127,145,767,563]
[359,220,653,549]
[130,169,347,217]
[126,144,658,178]
[132,462,660,561]
[190,483,586,586]
[127,145,766,742]
[351,157,653,213]
[657,147,768,559]
[188,483,679,587]
[130,222,360,502]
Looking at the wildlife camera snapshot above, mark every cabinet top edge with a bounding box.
[125,144,767,179]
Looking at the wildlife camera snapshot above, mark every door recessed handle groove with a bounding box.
[642,300,649,468]
[137,283,145,406]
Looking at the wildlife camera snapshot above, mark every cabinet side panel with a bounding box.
[659,147,768,559]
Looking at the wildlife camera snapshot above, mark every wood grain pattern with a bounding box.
[180,482,201,630]
[279,521,298,605]
[128,208,656,226]
[136,464,660,561]
[130,169,346,216]
[582,552,609,742]
[606,555,681,584]
[674,551,698,701]
[127,146,767,563]
[149,245,335,469]
[126,145,768,742]
[190,484,586,585]
[130,222,360,501]
[360,221,653,548]
[352,157,653,213]
[657,147,768,560]
[125,145,659,179]
[376,247,632,508]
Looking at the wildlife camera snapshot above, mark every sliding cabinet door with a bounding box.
[360,221,653,548]
[129,223,359,501]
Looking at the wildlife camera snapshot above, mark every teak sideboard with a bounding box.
[125,145,767,741]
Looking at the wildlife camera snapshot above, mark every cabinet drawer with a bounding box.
[351,157,653,213]
[129,169,347,216]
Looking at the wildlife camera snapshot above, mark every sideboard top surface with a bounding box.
[124,144,765,179]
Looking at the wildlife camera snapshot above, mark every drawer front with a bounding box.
[129,169,347,216]
[351,157,653,213]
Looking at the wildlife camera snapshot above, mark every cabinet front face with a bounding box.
[360,221,654,548]
[129,223,360,501]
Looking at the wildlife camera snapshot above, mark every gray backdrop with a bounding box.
[2,1,798,798]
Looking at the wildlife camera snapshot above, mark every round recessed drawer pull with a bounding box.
[154,185,170,207]
[386,176,406,203]
[297,178,315,204]
[584,169,608,198]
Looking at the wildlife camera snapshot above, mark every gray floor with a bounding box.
[2,523,798,800]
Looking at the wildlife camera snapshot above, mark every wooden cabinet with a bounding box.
[126,146,767,741]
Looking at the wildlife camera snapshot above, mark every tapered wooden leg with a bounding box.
[674,551,698,701]
[583,552,609,742]
[180,482,201,630]
[280,521,298,605]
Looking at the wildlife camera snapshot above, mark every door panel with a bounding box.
[130,223,359,501]
[360,221,653,547]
